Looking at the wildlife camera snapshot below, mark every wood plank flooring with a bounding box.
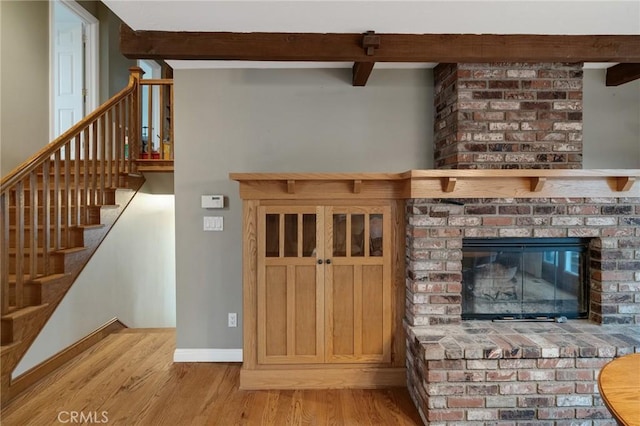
[1,329,421,425]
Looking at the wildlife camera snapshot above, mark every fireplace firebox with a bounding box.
[462,238,589,320]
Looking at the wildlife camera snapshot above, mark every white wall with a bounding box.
[14,182,176,377]
[583,69,640,168]
[173,68,433,352]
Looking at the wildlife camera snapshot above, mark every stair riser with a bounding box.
[8,285,41,307]
[9,227,84,249]
[8,188,116,206]
[7,254,65,276]
[9,187,119,206]
[9,229,76,249]
[38,165,126,176]
[10,188,87,205]
[7,205,103,226]
[8,276,71,307]
[1,306,50,346]
[24,176,125,191]
[0,323,12,346]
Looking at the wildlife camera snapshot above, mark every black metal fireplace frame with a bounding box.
[462,237,590,321]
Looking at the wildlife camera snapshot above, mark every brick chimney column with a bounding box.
[433,63,584,169]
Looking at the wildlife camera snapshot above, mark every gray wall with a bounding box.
[97,2,136,102]
[174,68,433,350]
[174,66,640,353]
[583,69,640,168]
[0,0,49,175]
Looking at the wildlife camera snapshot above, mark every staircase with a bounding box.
[0,68,173,405]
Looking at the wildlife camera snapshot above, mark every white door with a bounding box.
[53,11,84,140]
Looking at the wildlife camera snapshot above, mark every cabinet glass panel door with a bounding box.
[257,206,324,364]
[325,206,392,363]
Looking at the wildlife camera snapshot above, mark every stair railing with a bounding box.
[139,78,174,161]
[0,67,172,316]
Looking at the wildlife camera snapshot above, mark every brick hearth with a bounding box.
[406,322,640,424]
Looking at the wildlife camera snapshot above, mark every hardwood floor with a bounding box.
[1,329,422,425]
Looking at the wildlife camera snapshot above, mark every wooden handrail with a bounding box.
[139,79,173,86]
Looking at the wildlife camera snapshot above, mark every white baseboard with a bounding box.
[173,348,243,363]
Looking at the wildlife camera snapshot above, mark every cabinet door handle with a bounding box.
[317,259,323,265]
[325,259,332,265]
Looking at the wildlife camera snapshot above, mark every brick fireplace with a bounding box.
[405,63,640,425]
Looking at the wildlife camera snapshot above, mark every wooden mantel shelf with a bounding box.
[230,169,640,200]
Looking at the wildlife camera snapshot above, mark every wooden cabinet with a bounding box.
[231,173,407,390]
[257,205,391,365]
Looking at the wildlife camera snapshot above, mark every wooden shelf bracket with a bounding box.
[352,62,375,87]
[616,176,635,192]
[442,177,457,193]
[353,180,362,194]
[287,180,296,194]
[530,177,546,192]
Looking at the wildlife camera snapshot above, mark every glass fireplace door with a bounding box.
[462,238,588,320]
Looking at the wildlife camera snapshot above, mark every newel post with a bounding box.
[128,67,145,166]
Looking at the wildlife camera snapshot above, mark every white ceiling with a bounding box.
[102,0,640,69]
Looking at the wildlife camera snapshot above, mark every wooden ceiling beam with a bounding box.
[120,25,640,63]
[352,62,375,86]
[606,63,640,86]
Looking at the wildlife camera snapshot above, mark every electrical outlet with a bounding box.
[228,312,237,328]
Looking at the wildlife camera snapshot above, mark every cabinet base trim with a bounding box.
[173,348,243,362]
[240,367,406,390]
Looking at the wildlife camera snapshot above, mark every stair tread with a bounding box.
[0,340,22,354]
[9,224,104,230]
[7,273,44,283]
[14,186,120,191]
[56,247,87,255]
[8,204,112,208]
[1,304,49,321]
[8,247,86,255]
[8,273,70,284]
[76,224,106,230]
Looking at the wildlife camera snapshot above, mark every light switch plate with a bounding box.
[204,216,223,231]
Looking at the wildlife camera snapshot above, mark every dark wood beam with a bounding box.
[121,25,640,63]
[352,62,375,86]
[606,63,640,86]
